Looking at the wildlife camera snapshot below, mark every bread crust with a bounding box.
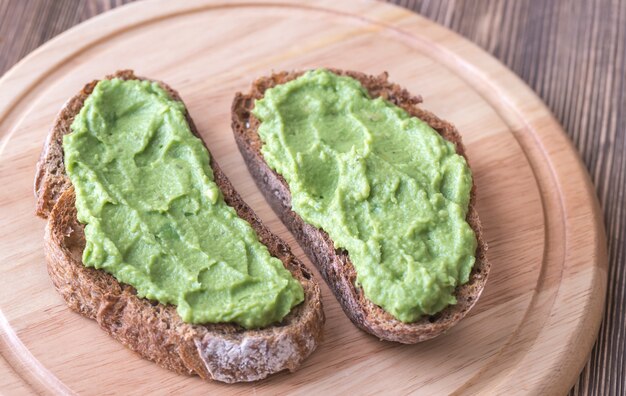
[231,69,489,344]
[35,70,324,383]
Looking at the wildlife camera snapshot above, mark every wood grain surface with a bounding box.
[0,0,608,393]
[0,0,622,394]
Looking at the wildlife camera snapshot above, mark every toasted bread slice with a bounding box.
[231,70,489,344]
[35,70,324,383]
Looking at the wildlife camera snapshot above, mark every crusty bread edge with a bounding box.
[231,69,489,344]
[35,70,325,382]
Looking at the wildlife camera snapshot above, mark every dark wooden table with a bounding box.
[1,0,623,394]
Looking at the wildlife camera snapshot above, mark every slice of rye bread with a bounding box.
[231,69,490,344]
[34,70,324,383]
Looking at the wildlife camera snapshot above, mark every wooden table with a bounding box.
[0,0,623,394]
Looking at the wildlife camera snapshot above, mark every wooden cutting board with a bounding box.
[0,0,607,394]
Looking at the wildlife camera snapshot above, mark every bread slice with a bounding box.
[231,70,489,344]
[34,70,324,383]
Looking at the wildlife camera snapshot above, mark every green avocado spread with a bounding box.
[64,78,304,329]
[253,69,477,322]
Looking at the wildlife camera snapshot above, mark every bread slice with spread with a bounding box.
[232,69,489,344]
[35,70,324,383]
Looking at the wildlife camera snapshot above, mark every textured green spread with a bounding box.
[253,69,476,322]
[63,78,303,329]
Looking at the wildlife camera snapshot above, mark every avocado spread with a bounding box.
[64,78,303,329]
[253,69,477,322]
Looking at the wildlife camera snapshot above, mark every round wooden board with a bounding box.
[0,0,608,394]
